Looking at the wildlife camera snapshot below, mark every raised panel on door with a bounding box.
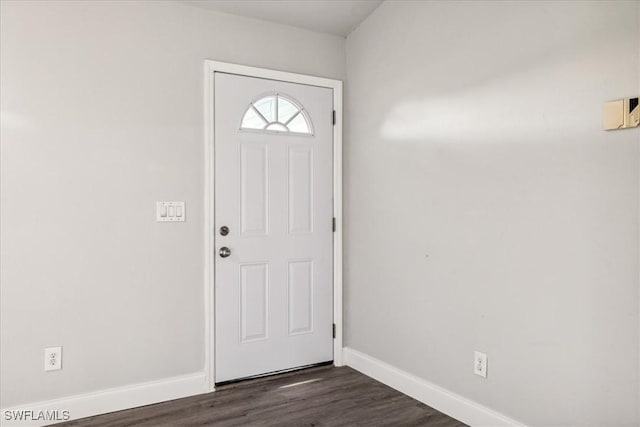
[288,260,313,335]
[288,146,314,235]
[240,263,269,343]
[240,144,269,237]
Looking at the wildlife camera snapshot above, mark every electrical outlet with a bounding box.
[474,351,487,378]
[44,347,62,371]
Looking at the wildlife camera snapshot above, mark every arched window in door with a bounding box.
[241,94,313,135]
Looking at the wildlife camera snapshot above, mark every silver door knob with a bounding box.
[219,247,231,258]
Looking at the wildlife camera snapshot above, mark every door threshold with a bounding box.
[215,360,333,387]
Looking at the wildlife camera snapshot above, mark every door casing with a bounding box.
[203,60,343,391]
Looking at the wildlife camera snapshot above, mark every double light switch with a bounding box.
[157,201,185,222]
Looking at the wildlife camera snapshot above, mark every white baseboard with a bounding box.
[1,372,208,427]
[3,352,526,427]
[343,348,527,427]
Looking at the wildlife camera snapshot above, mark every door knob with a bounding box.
[219,247,231,258]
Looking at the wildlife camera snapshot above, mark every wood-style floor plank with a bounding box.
[55,366,467,426]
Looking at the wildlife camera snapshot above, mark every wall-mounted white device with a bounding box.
[474,351,487,378]
[156,201,185,222]
[603,97,639,130]
[44,346,62,371]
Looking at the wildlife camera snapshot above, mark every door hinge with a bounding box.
[332,110,336,125]
[332,323,336,339]
[332,217,336,232]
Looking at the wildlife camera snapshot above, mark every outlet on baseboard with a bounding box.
[44,347,62,371]
[474,351,487,378]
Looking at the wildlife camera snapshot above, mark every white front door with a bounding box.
[214,72,334,383]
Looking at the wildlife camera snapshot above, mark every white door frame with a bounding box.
[203,60,343,391]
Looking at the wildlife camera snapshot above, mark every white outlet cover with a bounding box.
[474,351,487,378]
[44,346,62,371]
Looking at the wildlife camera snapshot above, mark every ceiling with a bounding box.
[176,0,383,37]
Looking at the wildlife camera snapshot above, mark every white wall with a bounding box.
[3,0,639,424]
[344,1,639,426]
[0,0,345,408]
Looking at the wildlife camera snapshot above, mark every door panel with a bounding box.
[240,263,269,343]
[214,72,333,383]
[288,260,314,335]
[288,146,314,234]
[240,144,269,236]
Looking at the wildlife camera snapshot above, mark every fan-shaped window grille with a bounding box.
[241,94,313,135]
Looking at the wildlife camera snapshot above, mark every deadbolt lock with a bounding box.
[219,226,229,236]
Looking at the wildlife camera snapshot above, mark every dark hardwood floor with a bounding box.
[56,366,467,426]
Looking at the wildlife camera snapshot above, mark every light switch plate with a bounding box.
[157,201,185,222]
